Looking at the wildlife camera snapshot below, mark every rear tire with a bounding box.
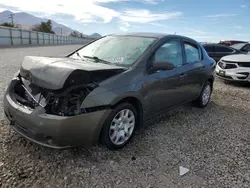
[100,103,138,150]
[193,81,212,108]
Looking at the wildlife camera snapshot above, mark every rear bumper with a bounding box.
[3,79,111,149]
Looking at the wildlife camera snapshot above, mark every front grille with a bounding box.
[218,61,237,69]
[225,64,237,69]
[237,62,250,67]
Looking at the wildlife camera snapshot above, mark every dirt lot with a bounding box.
[0,45,249,188]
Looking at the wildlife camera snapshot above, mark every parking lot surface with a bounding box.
[0,45,249,188]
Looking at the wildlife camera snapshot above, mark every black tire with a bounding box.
[100,103,138,150]
[193,81,212,108]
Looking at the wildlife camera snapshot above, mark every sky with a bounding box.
[0,0,249,42]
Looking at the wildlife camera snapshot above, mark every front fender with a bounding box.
[81,86,145,110]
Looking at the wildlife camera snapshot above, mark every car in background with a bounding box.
[219,40,248,46]
[230,43,250,53]
[215,53,250,82]
[203,43,244,62]
[3,32,215,150]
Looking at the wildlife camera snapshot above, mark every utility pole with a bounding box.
[9,13,15,26]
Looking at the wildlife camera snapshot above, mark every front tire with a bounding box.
[193,81,212,108]
[100,103,138,150]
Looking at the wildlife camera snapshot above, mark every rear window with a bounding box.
[184,42,200,63]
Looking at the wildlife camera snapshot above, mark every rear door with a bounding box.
[177,40,205,101]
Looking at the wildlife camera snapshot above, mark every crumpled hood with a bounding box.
[20,56,126,90]
[221,54,250,62]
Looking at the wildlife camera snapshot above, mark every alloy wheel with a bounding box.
[109,109,135,145]
[202,84,211,105]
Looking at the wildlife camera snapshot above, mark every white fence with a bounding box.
[0,26,93,46]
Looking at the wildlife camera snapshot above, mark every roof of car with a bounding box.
[110,32,169,38]
[203,43,224,46]
[109,32,195,41]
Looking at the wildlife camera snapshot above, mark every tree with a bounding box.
[69,31,86,38]
[69,31,79,37]
[32,20,55,34]
[0,22,16,28]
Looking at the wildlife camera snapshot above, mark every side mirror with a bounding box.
[153,61,175,71]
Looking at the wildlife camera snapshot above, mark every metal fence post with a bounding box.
[37,32,39,44]
[43,32,45,44]
[9,28,13,45]
[29,31,31,44]
[20,29,23,45]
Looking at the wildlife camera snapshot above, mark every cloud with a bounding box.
[0,3,19,11]
[119,21,131,31]
[0,0,120,23]
[120,9,182,23]
[150,22,170,28]
[236,33,250,36]
[235,25,243,29]
[119,26,129,31]
[97,0,165,4]
[205,14,237,19]
[240,5,247,8]
[141,0,165,5]
[185,29,208,35]
[0,0,180,25]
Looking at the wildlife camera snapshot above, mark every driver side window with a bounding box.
[154,40,183,67]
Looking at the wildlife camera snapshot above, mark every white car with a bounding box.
[215,53,250,82]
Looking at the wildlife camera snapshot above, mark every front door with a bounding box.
[142,39,186,118]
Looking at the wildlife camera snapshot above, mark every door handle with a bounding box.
[179,73,187,79]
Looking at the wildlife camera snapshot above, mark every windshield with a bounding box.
[230,43,247,50]
[70,36,156,65]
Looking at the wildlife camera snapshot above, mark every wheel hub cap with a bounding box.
[109,109,135,145]
[202,85,211,105]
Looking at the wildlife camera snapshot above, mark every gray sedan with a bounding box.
[3,32,215,150]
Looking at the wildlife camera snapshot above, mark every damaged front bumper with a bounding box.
[3,78,111,149]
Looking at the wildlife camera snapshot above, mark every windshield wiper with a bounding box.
[76,52,84,60]
[82,55,111,64]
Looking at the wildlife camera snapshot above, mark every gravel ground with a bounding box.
[0,46,249,188]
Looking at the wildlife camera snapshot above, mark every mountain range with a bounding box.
[0,10,101,38]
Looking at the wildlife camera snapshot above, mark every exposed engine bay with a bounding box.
[12,69,123,116]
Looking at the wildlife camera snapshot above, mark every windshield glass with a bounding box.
[230,43,247,50]
[70,36,156,65]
